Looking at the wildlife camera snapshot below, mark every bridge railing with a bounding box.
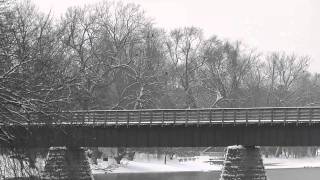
[1,107,320,126]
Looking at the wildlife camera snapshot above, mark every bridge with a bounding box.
[2,106,320,180]
[2,106,320,147]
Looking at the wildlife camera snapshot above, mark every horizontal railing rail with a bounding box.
[1,107,320,126]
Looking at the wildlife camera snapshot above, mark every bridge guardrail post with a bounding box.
[258,109,261,126]
[261,110,264,125]
[139,110,141,127]
[115,110,119,127]
[222,109,224,127]
[245,110,248,126]
[93,111,96,125]
[161,111,164,127]
[309,108,313,125]
[150,111,153,126]
[197,110,200,127]
[271,109,274,124]
[233,110,236,126]
[82,112,85,125]
[185,110,188,127]
[88,111,91,124]
[68,112,71,125]
[284,109,287,126]
[104,111,108,125]
[80,112,83,125]
[127,111,130,127]
[209,109,212,126]
[297,108,301,126]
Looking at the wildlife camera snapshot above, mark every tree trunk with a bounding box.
[275,146,282,157]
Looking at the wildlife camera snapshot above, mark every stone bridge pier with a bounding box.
[220,145,267,180]
[42,147,93,180]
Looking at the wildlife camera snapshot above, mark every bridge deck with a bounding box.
[3,107,320,126]
[3,107,320,147]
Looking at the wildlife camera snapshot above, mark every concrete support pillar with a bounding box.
[42,147,93,180]
[220,145,267,180]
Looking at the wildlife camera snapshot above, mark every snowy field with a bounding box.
[264,157,320,169]
[91,155,320,174]
[92,156,221,174]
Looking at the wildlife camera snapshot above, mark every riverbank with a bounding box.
[91,156,320,174]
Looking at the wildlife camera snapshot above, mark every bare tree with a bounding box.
[265,52,309,106]
[166,27,203,108]
[0,0,71,128]
[242,59,267,107]
[59,5,102,110]
[199,38,255,108]
[0,1,73,178]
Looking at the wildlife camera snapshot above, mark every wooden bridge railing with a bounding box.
[2,107,320,126]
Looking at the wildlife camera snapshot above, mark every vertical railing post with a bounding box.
[127,111,130,127]
[69,112,73,125]
[185,110,189,126]
[82,111,86,124]
[115,110,119,126]
[309,108,313,125]
[150,111,153,126]
[262,110,265,124]
[197,110,200,127]
[93,111,96,125]
[209,109,212,125]
[258,109,262,125]
[297,108,301,125]
[161,111,164,127]
[245,110,248,126]
[138,110,141,126]
[271,109,274,124]
[77,112,81,125]
[284,109,287,126]
[105,111,108,125]
[81,112,85,125]
[87,111,90,124]
[233,110,236,126]
[222,109,224,126]
[69,112,72,125]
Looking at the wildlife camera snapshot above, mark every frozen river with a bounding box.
[92,156,320,180]
[94,168,320,180]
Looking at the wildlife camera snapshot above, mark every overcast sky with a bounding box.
[33,0,320,73]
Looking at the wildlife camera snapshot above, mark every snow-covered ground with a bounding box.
[91,156,222,174]
[91,155,320,174]
[264,157,320,169]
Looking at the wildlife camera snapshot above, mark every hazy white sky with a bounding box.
[33,0,320,73]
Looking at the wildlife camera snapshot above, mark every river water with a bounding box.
[93,168,320,180]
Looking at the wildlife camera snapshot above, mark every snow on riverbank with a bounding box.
[91,156,320,174]
[264,157,320,169]
[91,156,222,174]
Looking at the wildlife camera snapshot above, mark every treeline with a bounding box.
[1,1,320,156]
[1,0,319,113]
